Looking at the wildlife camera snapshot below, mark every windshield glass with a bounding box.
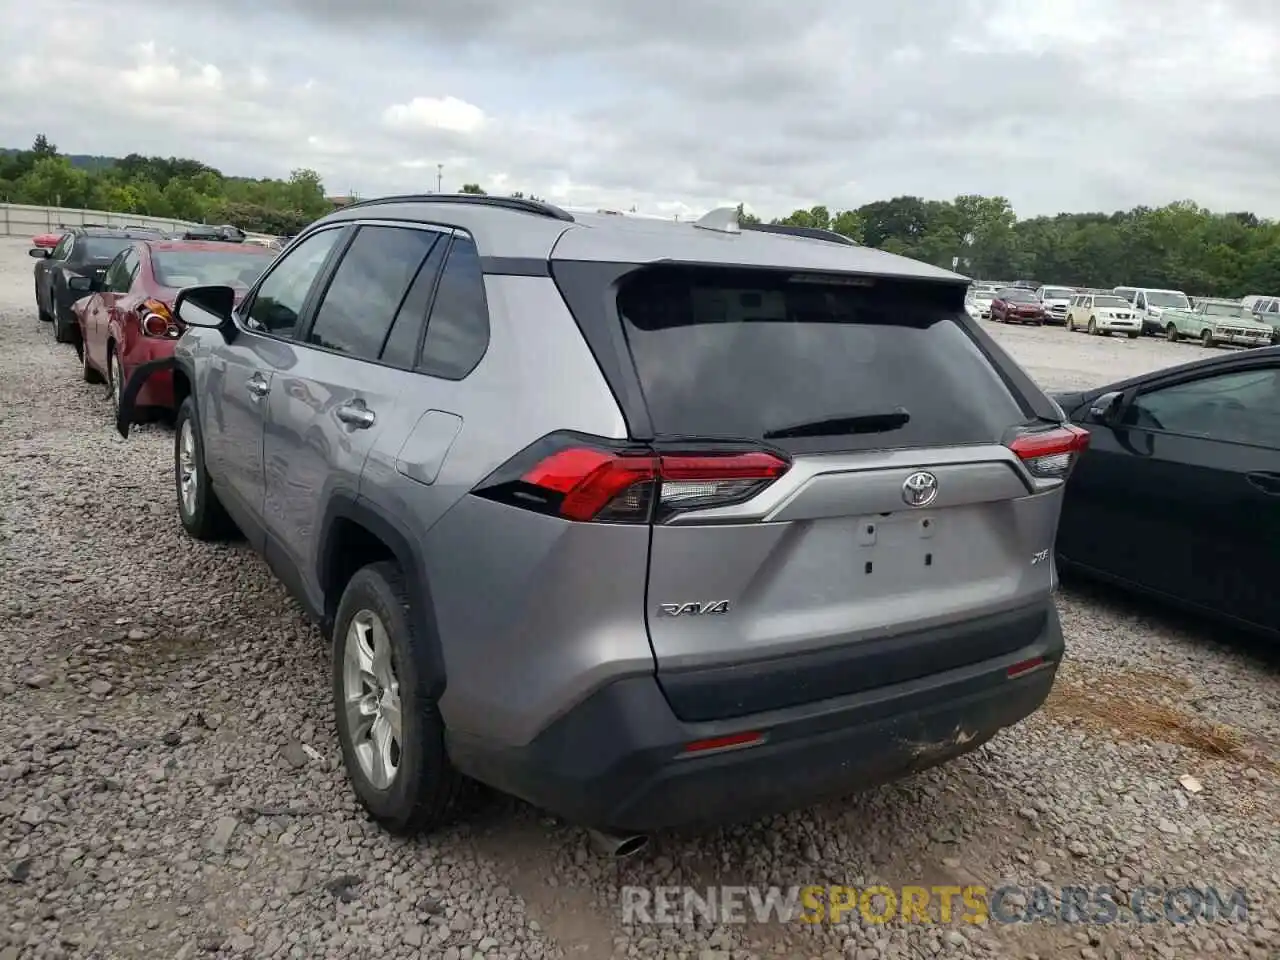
[152,249,275,288]
[1001,289,1037,303]
[1094,296,1129,308]
[1146,291,1190,308]
[1041,288,1074,299]
[1203,302,1243,318]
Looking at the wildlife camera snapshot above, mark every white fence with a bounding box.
[0,203,196,237]
[0,203,282,246]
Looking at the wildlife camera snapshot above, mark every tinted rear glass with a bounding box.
[152,250,274,288]
[1001,289,1038,302]
[616,267,1029,452]
[80,237,137,260]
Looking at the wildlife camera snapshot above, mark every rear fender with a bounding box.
[115,356,176,438]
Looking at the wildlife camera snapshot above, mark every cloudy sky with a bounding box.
[1,0,1277,220]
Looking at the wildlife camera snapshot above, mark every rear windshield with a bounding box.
[80,237,137,260]
[616,267,1029,452]
[1094,296,1129,308]
[1041,288,1074,299]
[152,250,273,288]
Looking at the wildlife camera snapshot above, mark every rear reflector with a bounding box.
[1007,424,1090,479]
[1006,656,1046,679]
[474,433,791,523]
[681,731,765,754]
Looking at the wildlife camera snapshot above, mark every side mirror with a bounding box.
[67,275,95,292]
[28,247,50,259]
[175,284,237,336]
[1087,390,1125,425]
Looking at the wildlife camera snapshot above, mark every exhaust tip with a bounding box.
[587,828,649,859]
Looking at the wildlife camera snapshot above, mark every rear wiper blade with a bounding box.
[763,408,910,440]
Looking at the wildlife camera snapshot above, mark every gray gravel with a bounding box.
[1,234,1276,959]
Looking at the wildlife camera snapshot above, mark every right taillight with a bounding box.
[1008,424,1091,479]
[473,433,791,523]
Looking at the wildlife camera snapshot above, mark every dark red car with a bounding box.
[990,288,1047,325]
[72,240,275,415]
[32,229,66,250]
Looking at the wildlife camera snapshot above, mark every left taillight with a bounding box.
[1007,424,1090,480]
[140,299,181,339]
[472,432,791,523]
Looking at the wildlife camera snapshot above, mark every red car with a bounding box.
[32,228,67,249]
[990,288,1047,325]
[72,240,275,416]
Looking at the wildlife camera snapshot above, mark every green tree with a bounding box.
[460,183,486,195]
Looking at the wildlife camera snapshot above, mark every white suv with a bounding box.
[1066,293,1141,338]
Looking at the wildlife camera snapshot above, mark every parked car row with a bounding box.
[30,226,276,413]
[34,196,1275,851]
[967,280,1280,349]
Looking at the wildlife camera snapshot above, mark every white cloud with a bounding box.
[0,0,1276,218]
[382,97,487,134]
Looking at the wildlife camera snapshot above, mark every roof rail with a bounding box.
[741,222,858,246]
[335,193,575,222]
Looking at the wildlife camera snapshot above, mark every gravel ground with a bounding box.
[1,234,1277,960]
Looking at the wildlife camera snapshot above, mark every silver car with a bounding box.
[116,195,1085,845]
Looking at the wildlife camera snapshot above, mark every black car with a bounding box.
[1054,346,1280,638]
[30,227,167,343]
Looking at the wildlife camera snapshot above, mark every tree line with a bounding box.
[3,136,1278,296]
[0,135,332,236]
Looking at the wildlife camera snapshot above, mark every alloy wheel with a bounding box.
[342,610,403,790]
[178,419,199,518]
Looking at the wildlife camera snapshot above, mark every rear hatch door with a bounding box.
[611,264,1068,721]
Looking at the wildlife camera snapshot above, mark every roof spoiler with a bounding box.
[692,206,857,246]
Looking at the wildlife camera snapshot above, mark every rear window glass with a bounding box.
[152,250,274,289]
[80,237,136,260]
[616,267,1029,452]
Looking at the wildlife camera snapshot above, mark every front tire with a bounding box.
[174,396,236,541]
[1127,332,1139,340]
[1088,317,1098,335]
[333,562,469,836]
[36,282,52,323]
[1166,323,1180,342]
[51,291,77,345]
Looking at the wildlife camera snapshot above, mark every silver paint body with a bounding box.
[177,201,1065,750]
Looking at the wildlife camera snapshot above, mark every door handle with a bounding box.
[1246,472,1280,496]
[245,376,269,398]
[336,402,376,429]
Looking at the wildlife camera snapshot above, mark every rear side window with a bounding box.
[306,225,439,361]
[418,235,490,380]
[616,267,1029,452]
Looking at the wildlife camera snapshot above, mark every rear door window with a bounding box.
[304,225,439,362]
[616,267,1029,453]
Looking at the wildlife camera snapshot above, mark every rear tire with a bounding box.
[174,396,237,541]
[107,346,128,415]
[1200,329,1214,348]
[333,562,470,836]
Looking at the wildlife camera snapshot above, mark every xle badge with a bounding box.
[659,601,730,617]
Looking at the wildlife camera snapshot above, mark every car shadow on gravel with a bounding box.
[1059,574,1280,672]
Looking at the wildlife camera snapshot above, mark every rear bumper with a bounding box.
[449,603,1064,832]
[122,338,177,408]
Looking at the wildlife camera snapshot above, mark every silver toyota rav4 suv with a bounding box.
[117,195,1086,845]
